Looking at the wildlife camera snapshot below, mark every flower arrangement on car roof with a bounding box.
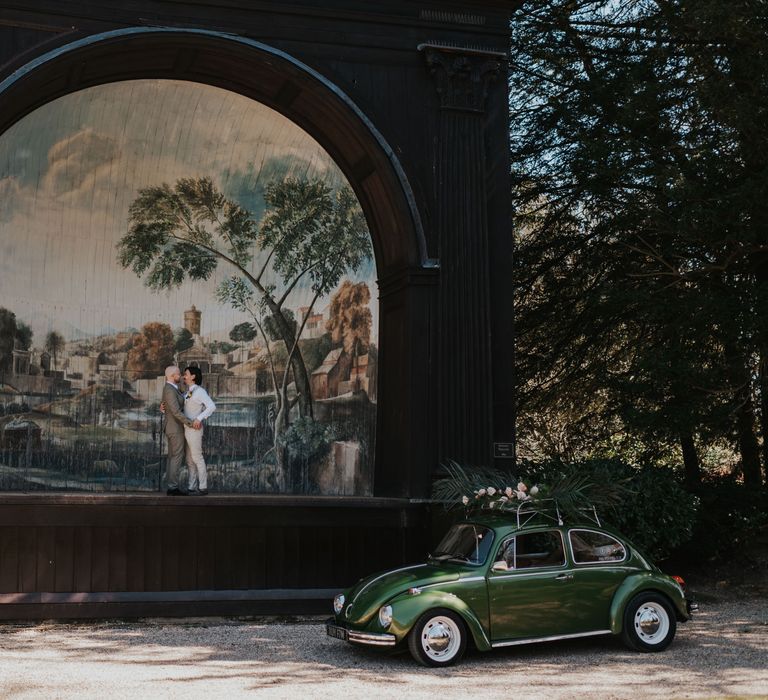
[464,481,540,510]
[432,460,628,517]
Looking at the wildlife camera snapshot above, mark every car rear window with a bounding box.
[569,529,626,564]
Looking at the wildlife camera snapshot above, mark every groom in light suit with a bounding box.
[162,365,196,495]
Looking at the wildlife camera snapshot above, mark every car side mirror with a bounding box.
[491,561,509,572]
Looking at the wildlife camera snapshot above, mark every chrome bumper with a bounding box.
[349,630,397,646]
[326,619,396,647]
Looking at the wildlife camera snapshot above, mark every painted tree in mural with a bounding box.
[126,322,175,380]
[44,330,65,371]
[327,281,372,390]
[229,322,257,348]
[0,308,16,372]
[118,176,372,487]
[174,327,194,354]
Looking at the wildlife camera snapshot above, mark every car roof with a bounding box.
[458,511,621,537]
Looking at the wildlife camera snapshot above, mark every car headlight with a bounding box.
[333,594,345,615]
[378,605,393,628]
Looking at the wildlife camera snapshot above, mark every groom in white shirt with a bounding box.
[181,366,216,495]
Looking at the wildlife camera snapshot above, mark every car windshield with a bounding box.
[430,524,494,565]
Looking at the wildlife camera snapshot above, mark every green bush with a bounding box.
[679,476,768,564]
[519,458,700,560]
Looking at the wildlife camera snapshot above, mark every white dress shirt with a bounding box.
[183,384,216,422]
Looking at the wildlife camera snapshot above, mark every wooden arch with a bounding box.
[0,26,426,275]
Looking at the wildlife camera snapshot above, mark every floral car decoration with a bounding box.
[326,468,697,667]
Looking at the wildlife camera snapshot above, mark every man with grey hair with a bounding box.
[162,365,196,495]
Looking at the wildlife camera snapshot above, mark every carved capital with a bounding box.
[419,44,505,113]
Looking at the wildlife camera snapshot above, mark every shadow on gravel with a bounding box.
[0,600,765,698]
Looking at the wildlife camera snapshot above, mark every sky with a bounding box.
[0,79,377,344]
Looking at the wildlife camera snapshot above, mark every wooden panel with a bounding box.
[108,528,128,592]
[177,527,198,591]
[35,527,56,592]
[230,528,250,590]
[54,527,74,592]
[126,526,145,592]
[265,526,284,588]
[196,527,216,590]
[0,528,19,593]
[90,528,110,591]
[18,528,37,593]
[213,527,233,590]
[249,527,264,589]
[143,527,162,590]
[73,527,93,591]
[160,527,182,591]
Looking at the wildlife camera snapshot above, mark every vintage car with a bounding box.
[326,502,696,666]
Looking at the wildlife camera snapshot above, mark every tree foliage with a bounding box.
[0,308,17,371]
[173,327,194,353]
[229,321,258,346]
[119,175,372,489]
[126,322,175,380]
[44,330,65,370]
[511,0,768,487]
[326,281,372,358]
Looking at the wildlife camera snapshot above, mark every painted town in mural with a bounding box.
[0,80,378,495]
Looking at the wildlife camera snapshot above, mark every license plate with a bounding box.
[326,623,348,641]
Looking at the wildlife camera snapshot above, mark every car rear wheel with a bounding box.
[621,592,677,652]
[408,609,467,667]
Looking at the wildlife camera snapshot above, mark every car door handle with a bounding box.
[555,573,574,582]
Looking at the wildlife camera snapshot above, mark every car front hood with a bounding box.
[344,563,460,624]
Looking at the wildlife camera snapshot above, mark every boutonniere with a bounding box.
[185,386,195,400]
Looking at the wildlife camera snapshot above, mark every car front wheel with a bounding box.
[621,592,677,652]
[408,609,467,667]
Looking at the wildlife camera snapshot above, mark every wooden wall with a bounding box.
[0,494,428,619]
[0,0,513,618]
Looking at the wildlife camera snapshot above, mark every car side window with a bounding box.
[569,529,626,564]
[494,530,565,570]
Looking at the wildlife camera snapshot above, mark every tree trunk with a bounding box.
[759,349,768,487]
[679,432,702,488]
[268,304,313,419]
[726,347,763,487]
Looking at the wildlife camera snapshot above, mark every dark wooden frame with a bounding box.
[0,1,514,618]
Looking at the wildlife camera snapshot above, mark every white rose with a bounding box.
[477,488,486,497]
[487,487,496,496]
[489,501,495,508]
[462,495,469,505]
[517,482,527,492]
[530,485,539,496]
[505,487,513,497]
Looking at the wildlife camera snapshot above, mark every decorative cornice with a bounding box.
[418,42,505,113]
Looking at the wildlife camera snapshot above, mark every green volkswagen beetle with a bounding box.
[326,503,696,666]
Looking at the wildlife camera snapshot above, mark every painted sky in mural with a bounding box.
[0,80,377,342]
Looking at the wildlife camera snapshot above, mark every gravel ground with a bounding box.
[0,594,766,699]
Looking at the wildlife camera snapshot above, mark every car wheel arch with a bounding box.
[392,591,492,651]
[609,576,681,635]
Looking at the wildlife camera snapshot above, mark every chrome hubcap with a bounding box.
[421,616,460,660]
[638,610,660,635]
[634,602,669,644]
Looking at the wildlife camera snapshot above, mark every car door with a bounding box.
[487,529,574,642]
[565,528,631,633]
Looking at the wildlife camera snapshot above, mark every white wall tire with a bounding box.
[408,609,467,667]
[621,593,677,652]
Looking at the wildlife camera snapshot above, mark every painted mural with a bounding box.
[0,80,378,495]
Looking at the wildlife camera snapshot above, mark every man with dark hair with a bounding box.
[162,365,196,495]
[182,366,216,495]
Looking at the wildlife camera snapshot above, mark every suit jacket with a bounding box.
[162,382,191,436]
